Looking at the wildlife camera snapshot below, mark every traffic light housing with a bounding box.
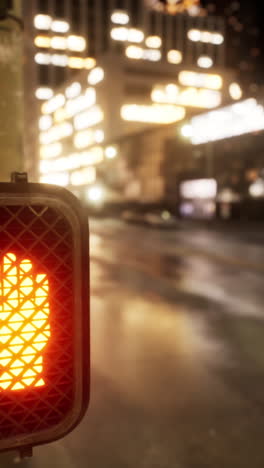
[0,177,89,454]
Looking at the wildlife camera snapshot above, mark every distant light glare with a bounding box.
[125,46,161,61]
[39,115,53,131]
[65,82,82,99]
[34,14,52,30]
[110,27,144,43]
[35,88,54,100]
[229,82,243,100]
[39,122,73,144]
[51,20,70,33]
[105,146,118,159]
[145,35,162,48]
[50,36,67,50]
[71,168,96,186]
[86,185,105,203]
[94,129,105,143]
[178,71,222,90]
[125,45,143,59]
[84,57,96,69]
[66,88,96,117]
[87,67,104,85]
[128,28,144,43]
[74,130,96,149]
[143,49,161,61]
[151,84,221,108]
[40,173,69,187]
[111,10,130,25]
[68,57,84,69]
[34,36,51,48]
[42,94,66,116]
[212,33,224,45]
[188,29,224,45]
[81,147,104,165]
[35,52,51,65]
[67,35,86,52]
[167,49,182,64]
[197,56,213,68]
[40,142,62,159]
[121,104,185,124]
[187,29,201,42]
[249,179,264,198]
[181,124,193,138]
[110,26,128,41]
[50,54,68,67]
[74,106,104,130]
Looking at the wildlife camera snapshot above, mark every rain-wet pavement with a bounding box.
[2,219,264,468]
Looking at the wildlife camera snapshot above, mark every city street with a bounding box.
[2,219,264,468]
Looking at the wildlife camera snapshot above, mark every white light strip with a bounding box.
[110,27,144,43]
[121,104,185,124]
[179,71,223,90]
[151,85,221,109]
[190,98,264,144]
[74,106,104,130]
[187,29,224,45]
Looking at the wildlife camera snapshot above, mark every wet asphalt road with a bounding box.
[2,219,264,468]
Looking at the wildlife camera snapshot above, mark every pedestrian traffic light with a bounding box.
[0,175,89,456]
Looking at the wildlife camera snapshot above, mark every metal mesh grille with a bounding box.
[0,204,74,439]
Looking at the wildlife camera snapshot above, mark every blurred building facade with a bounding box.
[23,0,238,205]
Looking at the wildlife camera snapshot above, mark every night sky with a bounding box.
[159,0,263,87]
[202,0,263,86]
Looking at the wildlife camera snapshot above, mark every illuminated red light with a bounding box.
[0,253,50,391]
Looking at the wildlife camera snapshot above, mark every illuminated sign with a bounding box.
[189,98,264,144]
[180,178,217,199]
[0,253,50,391]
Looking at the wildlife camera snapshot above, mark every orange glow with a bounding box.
[0,253,50,391]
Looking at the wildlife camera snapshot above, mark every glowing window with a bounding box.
[167,49,182,64]
[145,36,162,48]
[0,253,50,391]
[34,36,51,48]
[51,20,70,33]
[111,10,130,25]
[197,56,213,69]
[34,15,52,30]
[67,35,86,52]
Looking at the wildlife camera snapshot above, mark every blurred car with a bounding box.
[122,209,180,229]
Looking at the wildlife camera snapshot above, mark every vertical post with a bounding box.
[0,2,24,181]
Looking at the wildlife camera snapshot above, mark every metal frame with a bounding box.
[0,181,90,455]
